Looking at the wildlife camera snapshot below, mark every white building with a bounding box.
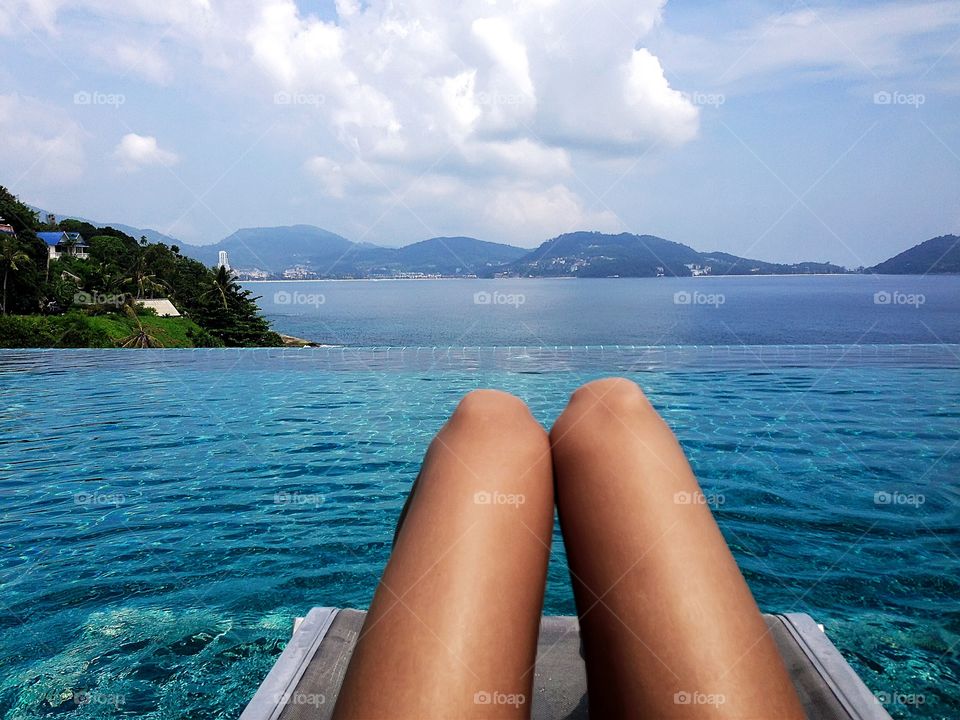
[282,266,318,280]
[218,250,230,271]
[137,299,181,317]
[235,268,270,280]
[39,231,89,261]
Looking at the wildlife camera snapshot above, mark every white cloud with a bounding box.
[8,0,213,34]
[109,43,174,84]
[303,156,347,198]
[244,0,697,155]
[480,183,623,242]
[739,3,960,79]
[653,1,960,88]
[114,133,179,170]
[243,0,697,242]
[4,0,699,244]
[0,93,85,187]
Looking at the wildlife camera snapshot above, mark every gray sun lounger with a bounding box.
[240,609,891,720]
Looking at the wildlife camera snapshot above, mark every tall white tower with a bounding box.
[218,250,230,271]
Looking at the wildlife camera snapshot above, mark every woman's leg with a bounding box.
[333,390,554,719]
[550,378,805,719]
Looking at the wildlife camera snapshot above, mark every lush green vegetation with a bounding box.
[868,235,960,274]
[0,185,282,348]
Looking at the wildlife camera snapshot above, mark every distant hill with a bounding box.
[181,227,526,276]
[28,206,181,247]
[182,225,362,274]
[355,236,527,276]
[507,232,700,277]
[698,252,846,276]
[104,223,181,247]
[868,235,960,274]
[25,201,866,278]
[502,231,847,278]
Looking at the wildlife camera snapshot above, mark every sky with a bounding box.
[1,0,959,266]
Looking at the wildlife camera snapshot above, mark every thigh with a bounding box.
[550,378,805,719]
[333,390,554,720]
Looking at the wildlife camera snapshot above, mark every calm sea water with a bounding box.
[250,275,960,346]
[0,347,958,719]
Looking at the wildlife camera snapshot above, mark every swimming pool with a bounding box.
[0,346,957,719]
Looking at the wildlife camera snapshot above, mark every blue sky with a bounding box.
[1,0,958,266]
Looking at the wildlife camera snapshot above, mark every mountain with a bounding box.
[181,227,526,276]
[104,223,181,247]
[868,235,960,274]
[26,200,857,278]
[507,232,700,277]
[181,225,362,274]
[355,236,527,276]
[503,231,847,278]
[697,252,846,276]
[28,206,181,246]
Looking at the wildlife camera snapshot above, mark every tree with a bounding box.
[192,265,282,346]
[0,186,46,313]
[118,300,162,348]
[0,189,282,345]
[124,243,169,299]
[0,186,40,235]
[203,264,235,309]
[0,235,31,315]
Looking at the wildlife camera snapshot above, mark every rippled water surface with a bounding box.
[251,275,960,346]
[1,347,958,719]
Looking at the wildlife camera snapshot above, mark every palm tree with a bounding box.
[124,246,167,299]
[118,300,162,348]
[203,265,237,309]
[132,271,166,300]
[92,263,126,295]
[1,236,31,315]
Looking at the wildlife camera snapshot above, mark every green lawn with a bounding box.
[85,314,214,347]
[0,313,220,348]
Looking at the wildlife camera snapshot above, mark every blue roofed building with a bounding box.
[38,231,89,261]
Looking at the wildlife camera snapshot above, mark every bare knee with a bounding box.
[452,388,530,422]
[553,378,654,434]
[425,390,550,496]
[446,389,543,441]
[571,377,649,409]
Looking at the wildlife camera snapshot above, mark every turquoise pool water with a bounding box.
[0,346,958,719]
